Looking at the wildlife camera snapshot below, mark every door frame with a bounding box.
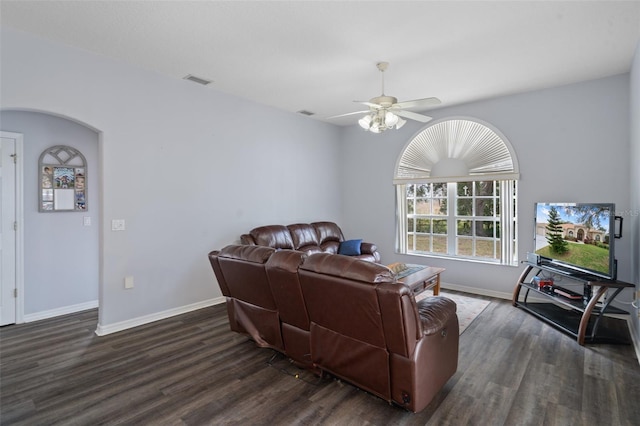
[1,131,24,324]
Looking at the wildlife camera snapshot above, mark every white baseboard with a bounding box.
[95,296,226,336]
[24,300,99,323]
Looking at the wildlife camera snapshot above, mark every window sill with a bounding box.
[398,251,519,267]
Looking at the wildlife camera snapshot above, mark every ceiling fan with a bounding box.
[329,62,441,133]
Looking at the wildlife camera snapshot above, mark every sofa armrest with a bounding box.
[360,242,377,255]
[208,250,231,296]
[360,242,381,263]
[416,296,457,336]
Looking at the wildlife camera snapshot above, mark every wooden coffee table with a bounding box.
[395,265,445,296]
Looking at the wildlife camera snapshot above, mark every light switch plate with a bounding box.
[83,216,91,226]
[111,219,126,231]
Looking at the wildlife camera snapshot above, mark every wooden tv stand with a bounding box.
[512,261,634,345]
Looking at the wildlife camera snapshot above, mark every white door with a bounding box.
[1,134,19,325]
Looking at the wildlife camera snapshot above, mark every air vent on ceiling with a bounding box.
[183,74,213,86]
[297,110,315,116]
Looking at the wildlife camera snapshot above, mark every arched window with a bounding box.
[394,118,519,265]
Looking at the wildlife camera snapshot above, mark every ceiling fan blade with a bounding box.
[354,101,383,109]
[327,110,369,119]
[394,97,441,110]
[394,109,433,123]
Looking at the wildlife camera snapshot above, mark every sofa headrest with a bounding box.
[239,234,255,245]
[312,221,344,244]
[300,253,394,284]
[218,244,275,264]
[249,225,294,249]
[266,249,307,273]
[287,223,320,250]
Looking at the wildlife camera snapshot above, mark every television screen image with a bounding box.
[534,202,616,280]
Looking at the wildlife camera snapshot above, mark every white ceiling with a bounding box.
[2,1,639,126]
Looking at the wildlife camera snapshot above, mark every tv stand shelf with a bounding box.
[512,261,634,345]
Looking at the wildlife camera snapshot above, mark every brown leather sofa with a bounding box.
[208,244,283,351]
[240,221,381,263]
[208,246,458,413]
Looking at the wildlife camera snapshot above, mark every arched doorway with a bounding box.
[0,110,100,323]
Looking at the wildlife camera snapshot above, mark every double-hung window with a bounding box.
[402,180,517,264]
[394,119,520,266]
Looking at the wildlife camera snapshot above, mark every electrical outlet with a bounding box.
[124,276,134,289]
[112,219,126,231]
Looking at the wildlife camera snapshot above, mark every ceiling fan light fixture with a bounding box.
[359,114,372,130]
[358,110,407,133]
[385,111,399,127]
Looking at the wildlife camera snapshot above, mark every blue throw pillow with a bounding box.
[338,239,363,256]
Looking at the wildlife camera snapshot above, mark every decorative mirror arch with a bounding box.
[394,117,520,183]
[39,145,88,211]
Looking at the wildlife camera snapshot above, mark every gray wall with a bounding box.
[630,40,640,339]
[1,28,343,328]
[0,111,99,316]
[340,74,633,301]
[1,27,637,345]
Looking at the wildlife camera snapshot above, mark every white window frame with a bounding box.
[398,180,517,265]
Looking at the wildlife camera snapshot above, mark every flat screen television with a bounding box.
[533,202,616,280]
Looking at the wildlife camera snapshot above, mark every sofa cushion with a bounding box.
[287,223,320,250]
[312,221,345,244]
[250,225,294,249]
[338,239,362,256]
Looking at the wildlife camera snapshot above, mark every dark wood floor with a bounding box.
[1,297,639,425]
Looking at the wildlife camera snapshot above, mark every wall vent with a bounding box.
[183,74,213,86]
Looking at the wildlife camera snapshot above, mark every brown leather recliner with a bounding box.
[298,253,458,413]
[240,221,381,263]
[208,245,283,351]
[264,250,312,368]
[210,246,314,369]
